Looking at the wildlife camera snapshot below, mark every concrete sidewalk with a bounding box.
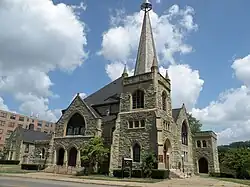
[0,172,248,187]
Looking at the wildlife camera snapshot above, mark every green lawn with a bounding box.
[74,175,163,183]
[217,178,250,186]
[200,174,250,186]
[0,164,36,174]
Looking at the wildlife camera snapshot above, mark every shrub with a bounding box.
[0,160,19,165]
[113,169,138,178]
[132,170,143,178]
[151,169,170,179]
[21,164,43,170]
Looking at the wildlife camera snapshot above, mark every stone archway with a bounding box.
[198,157,209,173]
[68,147,77,167]
[163,139,172,169]
[57,148,65,166]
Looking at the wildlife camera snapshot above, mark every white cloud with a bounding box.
[159,65,204,110]
[0,97,9,111]
[99,5,197,65]
[192,54,250,145]
[232,55,250,86]
[0,0,88,121]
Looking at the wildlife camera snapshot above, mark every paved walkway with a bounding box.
[0,172,248,187]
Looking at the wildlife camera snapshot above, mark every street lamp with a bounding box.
[166,152,170,170]
[181,154,184,173]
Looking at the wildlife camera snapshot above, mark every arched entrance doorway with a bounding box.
[163,139,171,169]
[198,157,209,173]
[68,147,77,167]
[57,148,65,166]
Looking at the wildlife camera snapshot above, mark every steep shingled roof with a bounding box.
[84,77,123,106]
[19,128,52,143]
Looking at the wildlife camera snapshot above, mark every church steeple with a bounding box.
[122,64,128,77]
[134,0,158,76]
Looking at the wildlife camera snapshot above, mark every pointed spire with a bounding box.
[134,0,158,76]
[122,64,128,77]
[151,56,158,72]
[165,69,170,80]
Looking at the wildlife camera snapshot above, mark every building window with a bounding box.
[37,123,42,127]
[45,123,50,127]
[128,120,146,129]
[10,114,16,120]
[66,113,86,136]
[132,90,144,109]
[0,112,7,118]
[133,143,141,162]
[129,121,133,129]
[181,121,188,145]
[202,140,207,148]
[197,140,201,148]
[162,91,167,111]
[140,120,145,128]
[8,122,15,128]
[0,120,5,126]
[28,124,34,130]
[24,144,29,153]
[0,129,3,134]
[19,116,24,121]
[41,148,45,159]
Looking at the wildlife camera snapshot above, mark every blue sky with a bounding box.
[1,0,250,144]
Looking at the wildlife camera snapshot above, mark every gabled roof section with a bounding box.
[172,108,182,122]
[84,77,123,106]
[19,127,52,143]
[57,94,101,124]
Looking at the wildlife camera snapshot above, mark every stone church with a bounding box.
[30,0,219,176]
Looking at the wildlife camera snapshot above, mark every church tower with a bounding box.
[110,0,174,172]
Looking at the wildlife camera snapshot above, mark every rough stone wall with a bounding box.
[118,111,157,168]
[174,107,194,173]
[110,73,159,171]
[21,143,35,164]
[121,73,156,112]
[193,132,220,173]
[34,141,50,165]
[55,96,100,137]
[212,137,220,172]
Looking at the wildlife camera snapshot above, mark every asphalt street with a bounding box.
[0,176,116,187]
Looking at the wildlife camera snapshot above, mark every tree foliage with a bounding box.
[187,113,202,134]
[141,151,157,178]
[81,136,109,172]
[220,148,250,179]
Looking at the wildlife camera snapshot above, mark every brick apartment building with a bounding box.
[0,109,55,150]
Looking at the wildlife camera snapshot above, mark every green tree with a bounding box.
[141,151,157,178]
[187,113,202,134]
[81,136,109,173]
[221,148,250,179]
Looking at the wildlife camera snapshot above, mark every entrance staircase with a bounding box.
[169,169,192,179]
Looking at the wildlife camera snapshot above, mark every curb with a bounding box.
[0,174,145,187]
